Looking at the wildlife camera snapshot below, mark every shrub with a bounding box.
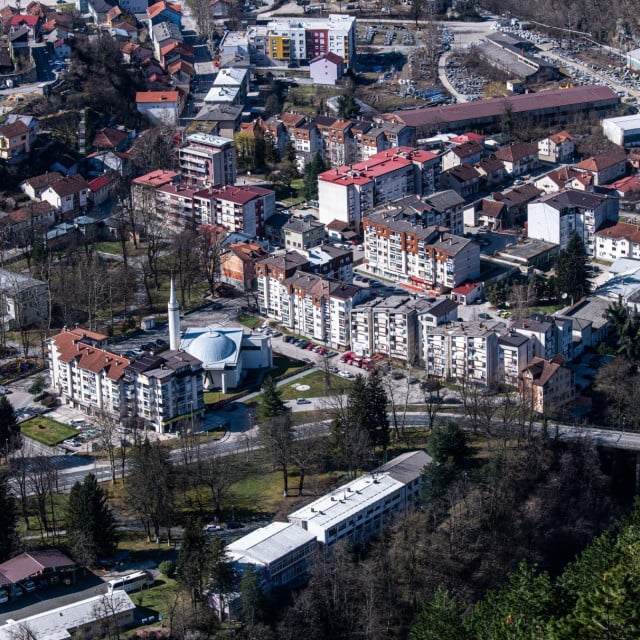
[158,560,176,578]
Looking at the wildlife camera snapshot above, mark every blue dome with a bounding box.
[188,330,237,365]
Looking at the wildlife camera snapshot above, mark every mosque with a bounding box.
[167,280,273,393]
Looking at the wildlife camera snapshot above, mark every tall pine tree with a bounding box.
[555,233,589,304]
[177,519,211,605]
[66,473,117,567]
[0,472,18,562]
[366,368,389,451]
[0,395,20,455]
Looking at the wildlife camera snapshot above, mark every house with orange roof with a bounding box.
[220,240,268,291]
[0,120,31,162]
[135,90,182,125]
[573,150,627,186]
[538,130,575,163]
[520,355,573,415]
[494,142,539,176]
[147,0,182,28]
[534,166,582,194]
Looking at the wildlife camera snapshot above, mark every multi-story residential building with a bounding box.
[283,216,326,250]
[265,14,357,69]
[256,251,311,319]
[303,243,353,282]
[48,327,205,432]
[0,269,48,331]
[155,182,210,229]
[498,332,533,387]
[364,211,480,292]
[350,295,434,362]
[211,184,275,236]
[507,314,572,361]
[220,241,269,291]
[282,271,364,347]
[538,130,575,163]
[594,221,640,261]
[287,450,431,546]
[527,188,619,255]
[256,251,363,346]
[421,320,502,384]
[290,121,322,169]
[318,147,439,230]
[178,133,236,187]
[124,350,204,432]
[533,166,582,194]
[520,355,574,415]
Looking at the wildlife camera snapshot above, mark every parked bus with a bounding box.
[107,571,153,594]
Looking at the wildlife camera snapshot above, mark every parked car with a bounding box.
[203,524,223,533]
[427,395,444,404]
[0,589,8,603]
[226,521,244,529]
[478,313,491,320]
[22,580,36,593]
[296,398,311,404]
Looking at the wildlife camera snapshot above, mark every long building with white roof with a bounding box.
[287,450,431,545]
[0,591,136,640]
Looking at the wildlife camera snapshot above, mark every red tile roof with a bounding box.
[0,120,29,139]
[310,51,343,65]
[147,1,182,19]
[88,172,118,192]
[574,151,627,172]
[494,142,537,163]
[92,126,128,149]
[214,184,273,204]
[136,90,180,103]
[51,329,130,381]
[0,550,75,584]
[595,221,640,244]
[10,14,39,26]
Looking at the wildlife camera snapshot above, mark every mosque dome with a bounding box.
[186,329,237,366]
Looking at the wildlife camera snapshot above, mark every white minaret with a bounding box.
[168,276,181,351]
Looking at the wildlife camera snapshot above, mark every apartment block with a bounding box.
[265,14,357,68]
[284,216,326,250]
[594,221,640,261]
[349,295,435,362]
[48,328,204,433]
[520,355,574,415]
[318,147,439,230]
[211,184,275,236]
[510,316,573,361]
[420,320,504,384]
[498,332,533,387]
[178,133,236,187]
[364,211,479,292]
[527,189,619,255]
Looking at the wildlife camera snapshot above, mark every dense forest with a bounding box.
[231,430,633,640]
[480,0,640,47]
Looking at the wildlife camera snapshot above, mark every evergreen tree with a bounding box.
[336,93,361,119]
[0,395,20,455]
[208,534,236,619]
[177,518,211,605]
[427,423,470,467]
[303,153,326,201]
[410,586,466,640]
[0,472,18,562]
[555,233,589,304]
[240,565,263,627]
[66,473,117,567]
[366,368,389,451]
[258,376,287,422]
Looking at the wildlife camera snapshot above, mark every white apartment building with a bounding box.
[287,451,431,545]
[594,221,640,262]
[509,316,573,361]
[179,133,236,187]
[527,189,619,255]
[350,295,436,362]
[211,184,276,236]
[265,14,357,68]
[420,320,503,384]
[318,147,439,230]
[364,210,480,292]
[48,328,205,433]
[498,332,533,387]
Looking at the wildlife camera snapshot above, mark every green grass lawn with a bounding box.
[249,370,351,405]
[237,314,262,328]
[21,416,77,446]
